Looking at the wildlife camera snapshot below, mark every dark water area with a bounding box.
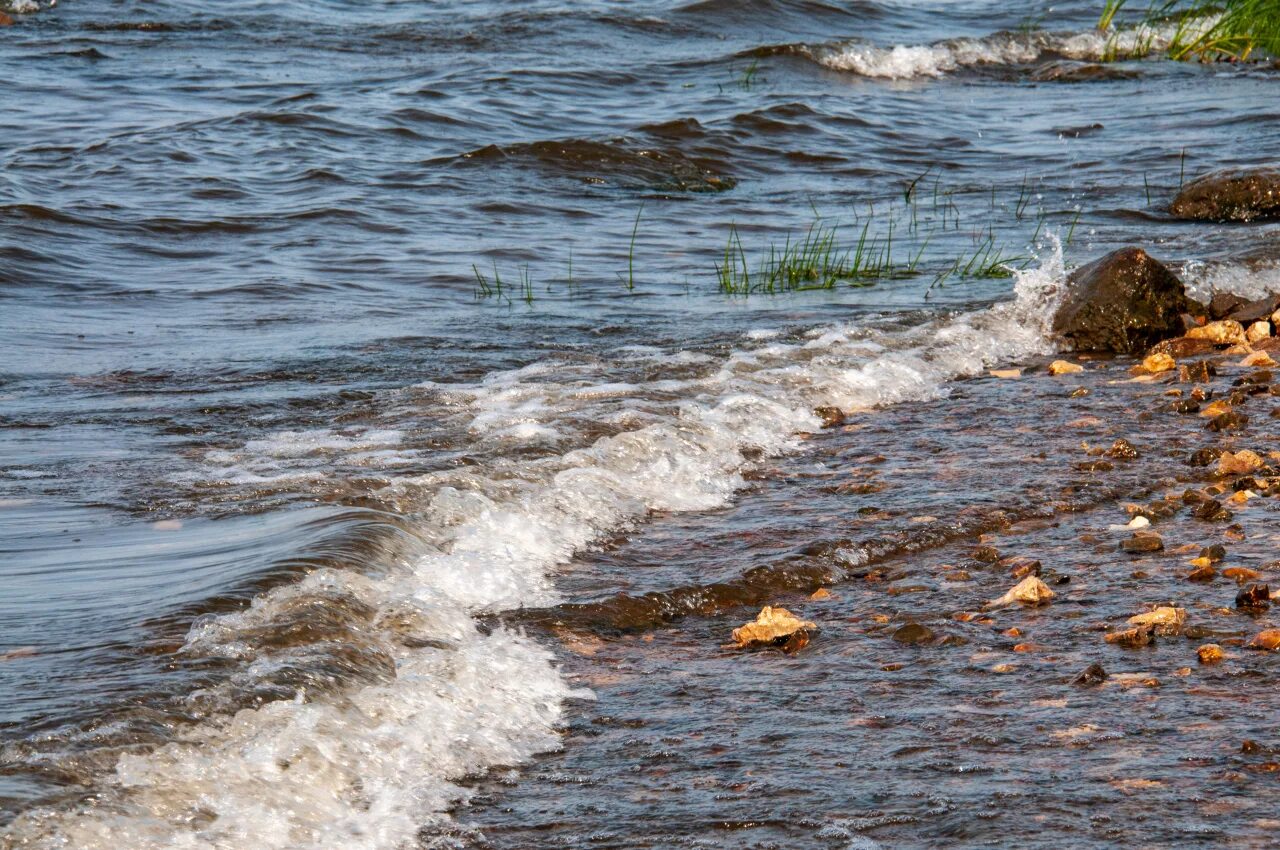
[2,0,1280,846]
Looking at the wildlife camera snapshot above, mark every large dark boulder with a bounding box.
[1170,169,1280,222]
[1052,247,1188,354]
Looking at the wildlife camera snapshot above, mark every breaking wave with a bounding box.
[805,19,1217,79]
[1,244,1069,849]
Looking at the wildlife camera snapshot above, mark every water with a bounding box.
[2,0,1280,846]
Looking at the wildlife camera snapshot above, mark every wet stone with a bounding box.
[1188,448,1225,467]
[1202,544,1227,563]
[1105,623,1156,647]
[1172,399,1201,414]
[1120,534,1163,554]
[892,622,935,645]
[1178,361,1215,383]
[1104,438,1140,460]
[1072,662,1109,686]
[814,406,845,428]
[1197,644,1226,665]
[1192,500,1233,522]
[1207,411,1249,432]
[1235,584,1271,611]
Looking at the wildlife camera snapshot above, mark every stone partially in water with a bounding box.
[1134,352,1175,374]
[1235,584,1271,611]
[1105,438,1140,460]
[814,406,845,428]
[1052,248,1188,354]
[1049,359,1084,375]
[1219,450,1264,475]
[1170,169,1280,222]
[1104,623,1156,647]
[1197,644,1225,664]
[1120,534,1163,554]
[1187,320,1247,347]
[1177,361,1215,383]
[1128,606,1185,635]
[1206,411,1248,432]
[730,606,816,650]
[1072,662,1108,686]
[987,575,1055,609]
[1251,630,1280,651]
[891,622,935,645]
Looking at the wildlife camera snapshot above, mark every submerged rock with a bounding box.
[730,606,816,651]
[892,622,935,645]
[1170,169,1280,222]
[1052,248,1188,354]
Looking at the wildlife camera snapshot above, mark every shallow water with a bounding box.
[2,0,1280,846]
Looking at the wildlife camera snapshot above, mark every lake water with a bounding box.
[2,0,1280,847]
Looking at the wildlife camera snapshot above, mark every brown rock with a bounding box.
[1177,361,1215,383]
[1134,352,1176,374]
[987,575,1055,609]
[814,406,845,428]
[1049,359,1085,375]
[0,11,13,26]
[1197,643,1225,664]
[1229,293,1280,324]
[1152,337,1217,358]
[1128,606,1186,635]
[1120,534,1163,554]
[1247,321,1273,344]
[1251,629,1280,651]
[1209,291,1251,320]
[1105,623,1156,647]
[1052,248,1189,354]
[1187,562,1217,582]
[730,606,816,649]
[1207,411,1249,432]
[1241,351,1277,368]
[1187,320,1247,346]
[1222,567,1262,584]
[1219,450,1265,475]
[1072,661,1108,685]
[1105,438,1140,460]
[892,622,935,645]
[1235,583,1271,610]
[1170,169,1280,222]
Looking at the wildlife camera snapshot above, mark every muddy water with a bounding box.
[2,0,1280,846]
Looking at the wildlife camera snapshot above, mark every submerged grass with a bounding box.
[715,218,918,295]
[1099,0,1280,60]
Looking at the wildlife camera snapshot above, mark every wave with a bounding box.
[457,138,736,193]
[1,243,1069,849]
[797,18,1217,80]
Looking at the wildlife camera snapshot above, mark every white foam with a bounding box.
[4,243,1069,849]
[814,19,1217,79]
[1183,258,1280,304]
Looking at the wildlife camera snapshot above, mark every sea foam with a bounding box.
[3,244,1068,849]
